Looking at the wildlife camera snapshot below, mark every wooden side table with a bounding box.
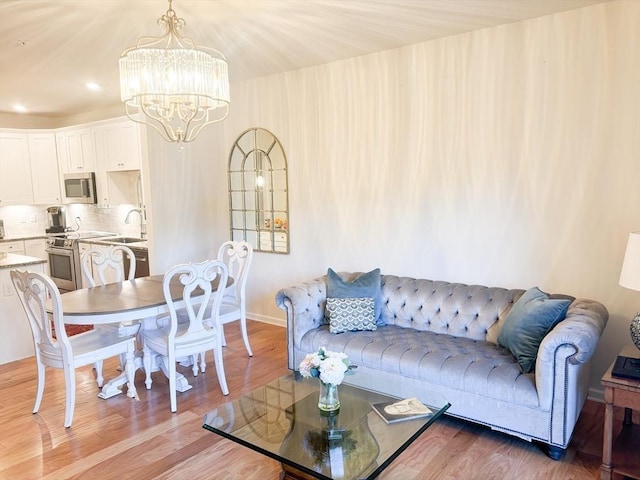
[600,346,640,480]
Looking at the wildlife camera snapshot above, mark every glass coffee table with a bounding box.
[203,373,450,480]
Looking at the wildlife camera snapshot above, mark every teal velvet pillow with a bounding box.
[498,287,571,373]
[326,268,384,326]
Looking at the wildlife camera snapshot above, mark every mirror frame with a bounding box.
[228,127,289,254]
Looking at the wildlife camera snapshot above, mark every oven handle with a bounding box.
[45,247,74,257]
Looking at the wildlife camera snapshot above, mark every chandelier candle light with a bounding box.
[299,347,356,413]
[119,0,230,145]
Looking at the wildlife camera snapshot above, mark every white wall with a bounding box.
[145,0,640,397]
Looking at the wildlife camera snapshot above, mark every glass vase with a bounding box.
[318,381,340,413]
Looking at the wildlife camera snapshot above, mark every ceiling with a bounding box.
[0,0,609,118]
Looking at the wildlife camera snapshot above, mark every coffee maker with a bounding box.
[46,206,67,234]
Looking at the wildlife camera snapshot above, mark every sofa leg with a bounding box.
[546,445,565,460]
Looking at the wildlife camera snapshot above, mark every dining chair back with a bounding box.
[80,245,136,287]
[80,244,139,377]
[141,260,230,412]
[10,269,137,427]
[216,240,254,356]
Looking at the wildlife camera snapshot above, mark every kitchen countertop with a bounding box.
[0,252,48,269]
[80,236,149,249]
[0,235,47,243]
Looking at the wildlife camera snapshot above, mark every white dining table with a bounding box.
[49,274,233,400]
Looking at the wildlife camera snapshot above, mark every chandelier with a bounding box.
[119,0,230,144]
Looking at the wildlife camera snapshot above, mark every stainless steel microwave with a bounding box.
[63,172,97,204]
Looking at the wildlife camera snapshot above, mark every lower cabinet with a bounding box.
[0,241,26,255]
[0,262,44,364]
[24,238,49,276]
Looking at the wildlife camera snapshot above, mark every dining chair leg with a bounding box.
[168,355,177,413]
[63,369,76,428]
[191,355,199,377]
[198,352,206,373]
[33,359,45,414]
[213,346,229,396]
[220,326,227,347]
[239,315,253,357]
[94,360,104,387]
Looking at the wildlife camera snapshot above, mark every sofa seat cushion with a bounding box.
[299,324,539,408]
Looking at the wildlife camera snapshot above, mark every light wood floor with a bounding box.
[0,321,628,479]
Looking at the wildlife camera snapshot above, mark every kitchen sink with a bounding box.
[104,237,145,244]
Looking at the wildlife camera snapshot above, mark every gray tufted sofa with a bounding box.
[275,273,608,459]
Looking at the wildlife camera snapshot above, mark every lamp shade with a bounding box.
[619,232,640,292]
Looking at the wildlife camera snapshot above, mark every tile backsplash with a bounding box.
[0,204,144,238]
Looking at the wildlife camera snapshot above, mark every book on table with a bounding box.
[371,397,433,424]
[612,355,640,381]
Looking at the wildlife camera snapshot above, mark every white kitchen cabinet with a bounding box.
[102,121,141,171]
[28,133,62,204]
[0,240,26,255]
[0,131,34,206]
[1,262,44,364]
[24,238,49,275]
[65,128,96,172]
[55,131,69,197]
[93,122,141,207]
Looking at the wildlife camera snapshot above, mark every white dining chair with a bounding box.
[80,244,136,288]
[141,260,230,412]
[80,245,140,379]
[215,240,254,357]
[10,269,137,428]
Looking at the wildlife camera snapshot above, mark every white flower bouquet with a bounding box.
[298,347,356,385]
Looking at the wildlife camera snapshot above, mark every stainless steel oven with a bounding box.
[46,243,79,292]
[45,232,117,291]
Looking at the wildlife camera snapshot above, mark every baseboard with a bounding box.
[588,387,604,403]
[247,312,286,328]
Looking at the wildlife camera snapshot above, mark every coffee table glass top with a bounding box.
[203,373,450,480]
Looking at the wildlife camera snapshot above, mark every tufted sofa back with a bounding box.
[380,275,522,343]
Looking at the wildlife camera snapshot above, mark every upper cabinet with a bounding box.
[0,131,60,206]
[93,120,143,207]
[0,118,144,208]
[64,128,96,172]
[28,133,62,204]
[0,131,33,206]
[101,120,141,171]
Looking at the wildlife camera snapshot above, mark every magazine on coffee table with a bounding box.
[371,397,433,424]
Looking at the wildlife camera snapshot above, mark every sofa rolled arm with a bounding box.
[535,299,608,406]
[276,276,328,364]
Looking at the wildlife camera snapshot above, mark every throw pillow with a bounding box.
[498,287,572,373]
[326,297,377,334]
[326,268,384,326]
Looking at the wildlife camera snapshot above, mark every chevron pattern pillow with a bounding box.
[326,297,377,334]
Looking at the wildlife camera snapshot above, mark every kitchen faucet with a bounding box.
[124,208,146,239]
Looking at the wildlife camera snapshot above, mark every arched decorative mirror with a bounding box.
[228,128,289,253]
